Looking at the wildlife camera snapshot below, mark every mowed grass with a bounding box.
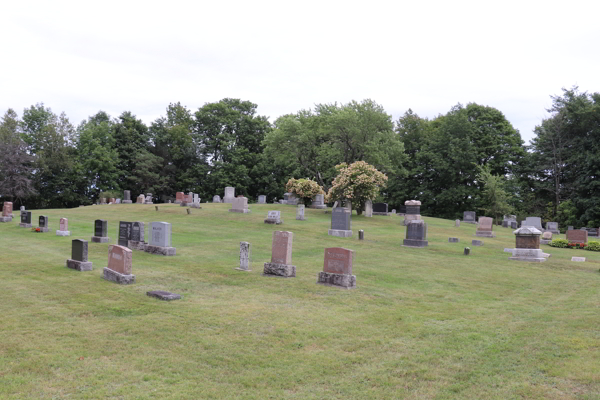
[0,203,598,400]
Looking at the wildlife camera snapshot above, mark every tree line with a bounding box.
[1,87,598,228]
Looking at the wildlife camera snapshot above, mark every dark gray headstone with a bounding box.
[463,211,476,222]
[403,220,428,247]
[405,204,420,215]
[39,215,48,228]
[72,239,88,262]
[118,221,133,246]
[568,226,574,230]
[373,203,388,213]
[124,190,131,201]
[147,290,181,301]
[94,219,107,237]
[21,211,31,224]
[131,221,145,242]
[358,230,364,240]
[510,221,518,229]
[331,207,351,230]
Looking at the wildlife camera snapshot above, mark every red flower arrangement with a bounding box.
[567,242,586,249]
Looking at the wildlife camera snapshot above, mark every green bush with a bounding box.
[586,241,600,252]
[549,238,568,248]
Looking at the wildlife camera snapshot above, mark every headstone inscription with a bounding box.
[144,222,176,255]
[19,211,32,228]
[372,203,388,216]
[263,231,296,277]
[317,247,356,289]
[212,195,221,203]
[91,219,110,243]
[364,200,373,217]
[223,187,235,204]
[0,202,13,222]
[566,229,587,244]
[310,194,327,209]
[122,190,132,204]
[118,221,133,247]
[66,239,93,271]
[264,210,282,225]
[403,220,428,247]
[56,217,70,236]
[475,217,496,238]
[103,245,135,284]
[236,241,251,271]
[296,204,305,221]
[38,215,49,232]
[229,197,250,213]
[328,207,352,237]
[463,211,476,224]
[258,195,266,204]
[509,226,545,262]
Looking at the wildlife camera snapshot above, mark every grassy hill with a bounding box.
[0,203,598,399]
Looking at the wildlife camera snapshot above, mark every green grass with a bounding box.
[0,203,598,399]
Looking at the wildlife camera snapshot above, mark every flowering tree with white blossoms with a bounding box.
[325,161,387,215]
[285,178,325,206]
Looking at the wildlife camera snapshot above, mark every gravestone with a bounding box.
[144,193,153,204]
[56,217,70,236]
[0,201,13,222]
[566,229,587,244]
[264,210,283,224]
[296,204,305,221]
[449,237,459,243]
[364,200,373,217]
[263,231,296,277]
[510,221,518,229]
[404,200,422,224]
[372,203,388,216]
[311,194,327,209]
[475,217,496,238]
[175,192,184,204]
[193,193,199,203]
[464,247,470,255]
[509,226,545,262]
[229,197,250,213]
[455,219,460,227]
[147,291,181,301]
[179,193,192,206]
[258,195,266,204]
[189,194,202,208]
[103,245,135,284]
[20,206,24,211]
[540,231,553,245]
[145,222,176,256]
[118,221,133,247]
[391,209,396,214]
[236,242,251,271]
[502,220,509,228]
[91,219,110,243]
[66,239,93,271]
[122,190,132,204]
[317,247,356,289]
[136,194,145,204]
[101,197,107,204]
[472,240,483,246]
[129,221,146,250]
[37,215,49,232]
[223,187,236,204]
[584,227,599,237]
[358,230,364,240]
[463,211,476,224]
[523,217,543,231]
[328,207,352,237]
[115,198,121,204]
[19,210,32,228]
[212,195,221,203]
[571,257,586,262]
[109,198,116,204]
[568,226,574,230]
[403,220,428,247]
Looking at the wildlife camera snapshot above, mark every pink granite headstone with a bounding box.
[59,218,68,231]
[2,202,12,217]
[107,245,132,275]
[323,247,354,275]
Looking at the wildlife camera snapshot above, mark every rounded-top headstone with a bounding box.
[405,200,421,206]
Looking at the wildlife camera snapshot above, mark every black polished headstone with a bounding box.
[39,215,48,228]
[94,219,107,237]
[21,211,31,224]
[373,203,388,213]
[331,207,351,230]
[131,221,144,242]
[72,239,88,262]
[405,205,420,215]
[118,221,133,246]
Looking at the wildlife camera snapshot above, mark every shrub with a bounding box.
[285,178,324,206]
[549,239,568,248]
[586,241,600,252]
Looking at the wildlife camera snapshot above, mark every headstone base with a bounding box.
[235,267,251,272]
[0,216,12,222]
[229,209,251,213]
[263,262,296,277]
[296,216,305,221]
[508,248,546,262]
[174,200,182,204]
[128,240,147,251]
[328,229,353,238]
[475,231,496,238]
[38,227,49,233]
[372,212,389,216]
[189,203,202,209]
[91,236,110,243]
[103,267,136,284]
[147,290,181,301]
[317,272,356,289]
[144,201,153,204]
[223,197,235,204]
[540,239,551,245]
[144,244,176,256]
[66,259,93,271]
[463,220,477,224]
[56,230,71,236]
[19,223,32,228]
[264,219,283,225]
[403,239,428,248]
[122,200,133,204]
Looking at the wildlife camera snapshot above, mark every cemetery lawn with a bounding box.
[0,204,599,400]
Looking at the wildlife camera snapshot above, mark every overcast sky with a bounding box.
[2,1,599,143]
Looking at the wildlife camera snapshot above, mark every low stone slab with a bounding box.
[403,239,428,247]
[144,244,176,256]
[508,248,546,262]
[472,240,484,246]
[264,219,283,225]
[91,236,110,243]
[56,230,71,236]
[229,209,251,213]
[66,259,93,271]
[317,271,356,289]
[147,290,181,301]
[0,216,12,222]
[263,262,296,277]
[189,203,202,209]
[448,237,459,243]
[128,240,147,251]
[328,229,352,238]
[38,227,49,233]
[103,267,135,284]
[475,231,496,238]
[19,223,32,228]
[571,257,586,262]
[504,248,513,253]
